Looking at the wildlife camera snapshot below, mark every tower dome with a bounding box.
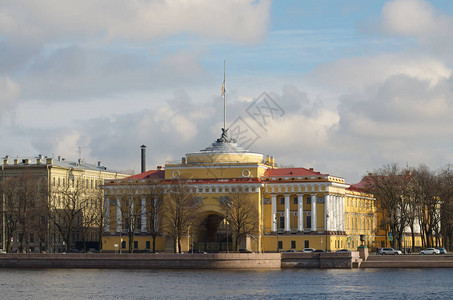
[185,128,264,164]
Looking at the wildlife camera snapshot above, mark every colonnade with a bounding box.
[270,194,345,233]
[104,196,158,233]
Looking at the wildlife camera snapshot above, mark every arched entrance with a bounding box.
[193,213,230,253]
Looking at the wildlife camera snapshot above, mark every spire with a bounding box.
[222,60,226,131]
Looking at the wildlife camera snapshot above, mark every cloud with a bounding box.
[0,76,21,111]
[19,47,206,100]
[0,0,271,45]
[309,53,451,92]
[379,0,453,61]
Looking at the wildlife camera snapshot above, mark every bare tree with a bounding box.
[145,181,164,253]
[436,166,453,250]
[47,179,94,252]
[219,192,259,251]
[162,180,200,253]
[366,163,411,249]
[410,165,441,248]
[1,175,48,253]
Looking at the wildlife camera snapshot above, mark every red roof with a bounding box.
[264,168,327,177]
[348,175,373,192]
[125,170,165,180]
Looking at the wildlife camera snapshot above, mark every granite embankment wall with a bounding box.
[281,252,361,269]
[0,253,281,269]
[361,254,453,268]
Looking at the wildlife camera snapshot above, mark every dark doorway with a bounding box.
[195,214,226,253]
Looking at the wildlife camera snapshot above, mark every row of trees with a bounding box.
[0,174,104,253]
[117,179,259,253]
[367,163,453,251]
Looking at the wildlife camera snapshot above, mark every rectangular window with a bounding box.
[306,196,311,204]
[146,241,150,249]
[291,241,296,249]
[280,197,284,205]
[304,240,309,248]
[278,241,283,250]
[279,216,284,229]
[134,241,138,249]
[306,215,311,229]
[293,197,298,204]
[121,241,126,249]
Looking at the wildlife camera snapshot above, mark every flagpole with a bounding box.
[223,60,226,130]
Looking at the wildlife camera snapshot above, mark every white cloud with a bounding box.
[0,0,271,44]
[0,76,20,111]
[309,53,451,91]
[379,0,453,62]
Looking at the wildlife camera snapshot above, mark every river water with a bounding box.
[0,268,451,299]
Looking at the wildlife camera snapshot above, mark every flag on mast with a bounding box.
[221,80,226,96]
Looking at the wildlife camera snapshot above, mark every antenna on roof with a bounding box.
[77,146,87,162]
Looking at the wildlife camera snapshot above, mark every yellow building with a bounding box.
[1,155,128,252]
[103,129,382,253]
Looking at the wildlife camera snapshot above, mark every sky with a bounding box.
[2,0,453,183]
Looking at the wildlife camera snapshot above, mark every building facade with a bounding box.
[0,155,128,252]
[103,129,379,253]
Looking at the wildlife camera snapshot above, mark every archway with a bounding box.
[193,213,230,253]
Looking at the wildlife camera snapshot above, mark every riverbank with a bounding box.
[1,252,452,269]
[0,253,281,269]
[361,254,453,268]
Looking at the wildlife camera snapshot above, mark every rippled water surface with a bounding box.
[0,268,452,299]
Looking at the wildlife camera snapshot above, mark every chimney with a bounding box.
[270,156,274,167]
[58,156,61,161]
[157,166,162,170]
[309,168,314,171]
[182,157,186,164]
[265,155,270,164]
[14,159,19,165]
[97,161,101,167]
[140,145,146,173]
[3,158,8,165]
[36,158,42,165]
[46,158,53,165]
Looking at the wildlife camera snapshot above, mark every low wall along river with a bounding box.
[0,251,452,269]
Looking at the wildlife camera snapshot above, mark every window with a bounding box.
[291,240,296,249]
[293,197,298,204]
[306,196,311,204]
[134,241,138,249]
[306,215,311,229]
[304,240,309,248]
[279,216,284,229]
[121,241,126,249]
[280,197,284,205]
[146,241,150,249]
[278,241,283,250]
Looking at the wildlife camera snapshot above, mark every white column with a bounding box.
[324,194,330,232]
[297,194,304,232]
[341,196,345,231]
[141,197,146,232]
[104,197,110,232]
[338,195,341,231]
[284,195,290,232]
[333,195,338,231]
[271,195,277,232]
[330,194,334,231]
[311,194,317,232]
[116,197,122,233]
